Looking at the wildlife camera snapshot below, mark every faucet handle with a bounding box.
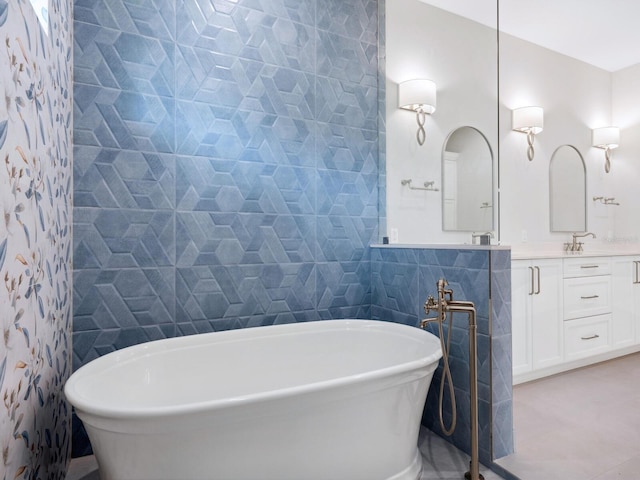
[424,295,437,315]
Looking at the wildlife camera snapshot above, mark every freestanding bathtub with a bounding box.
[65,319,442,480]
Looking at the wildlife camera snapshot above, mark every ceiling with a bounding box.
[419,0,640,72]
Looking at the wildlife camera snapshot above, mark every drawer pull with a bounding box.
[580,295,599,300]
[581,334,600,341]
[580,265,600,269]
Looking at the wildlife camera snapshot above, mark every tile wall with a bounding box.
[72,0,379,369]
[71,0,379,455]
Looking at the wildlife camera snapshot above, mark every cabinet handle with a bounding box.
[634,261,640,284]
[528,266,534,295]
[581,334,600,341]
[534,266,541,295]
[580,265,600,269]
[580,295,599,300]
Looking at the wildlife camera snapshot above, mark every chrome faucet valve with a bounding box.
[569,232,596,253]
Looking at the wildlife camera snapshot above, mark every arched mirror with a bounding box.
[549,145,587,232]
[442,126,494,232]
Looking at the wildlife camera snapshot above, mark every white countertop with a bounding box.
[510,243,640,260]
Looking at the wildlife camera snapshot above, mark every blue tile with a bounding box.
[74,208,175,268]
[316,216,377,262]
[317,77,377,130]
[317,261,371,312]
[316,29,377,86]
[74,146,175,209]
[74,0,175,40]
[176,157,315,215]
[74,21,175,97]
[72,267,176,365]
[175,101,316,164]
[317,122,378,171]
[317,169,377,216]
[176,211,315,267]
[317,0,377,44]
[176,263,316,322]
[74,86,175,152]
[177,0,315,72]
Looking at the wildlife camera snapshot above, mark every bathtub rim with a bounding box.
[65,319,442,420]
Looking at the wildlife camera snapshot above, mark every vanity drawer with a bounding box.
[563,257,611,278]
[563,276,612,320]
[564,315,611,360]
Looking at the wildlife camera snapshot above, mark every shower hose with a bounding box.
[436,310,456,436]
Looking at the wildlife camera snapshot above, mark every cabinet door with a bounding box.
[531,259,563,369]
[612,256,639,348]
[512,261,533,375]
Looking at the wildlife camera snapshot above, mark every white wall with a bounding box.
[611,64,640,244]
[386,1,640,249]
[385,0,498,244]
[499,33,614,247]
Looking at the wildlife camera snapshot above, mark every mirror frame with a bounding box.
[441,125,496,233]
[548,144,587,233]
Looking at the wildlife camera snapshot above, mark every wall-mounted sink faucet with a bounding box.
[564,232,596,253]
[471,231,493,245]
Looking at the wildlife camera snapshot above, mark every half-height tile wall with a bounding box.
[371,246,513,464]
[72,0,378,380]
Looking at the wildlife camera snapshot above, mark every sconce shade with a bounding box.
[512,106,544,134]
[593,126,620,173]
[398,79,436,114]
[592,126,620,149]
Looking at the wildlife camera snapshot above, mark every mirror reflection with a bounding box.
[549,145,586,232]
[442,127,494,232]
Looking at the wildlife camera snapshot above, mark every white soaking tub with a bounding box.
[65,319,442,480]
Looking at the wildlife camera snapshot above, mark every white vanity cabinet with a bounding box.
[513,252,640,384]
[611,256,640,347]
[562,257,612,361]
[512,258,563,376]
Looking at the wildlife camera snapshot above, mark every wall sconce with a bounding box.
[398,79,436,146]
[592,126,620,173]
[512,106,544,161]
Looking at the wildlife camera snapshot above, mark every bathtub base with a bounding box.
[84,374,431,480]
[389,449,423,480]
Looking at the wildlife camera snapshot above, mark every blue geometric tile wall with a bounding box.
[73,0,379,373]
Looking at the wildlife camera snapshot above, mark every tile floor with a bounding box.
[65,426,503,480]
[496,352,640,480]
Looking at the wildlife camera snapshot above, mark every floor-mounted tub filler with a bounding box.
[65,319,443,480]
